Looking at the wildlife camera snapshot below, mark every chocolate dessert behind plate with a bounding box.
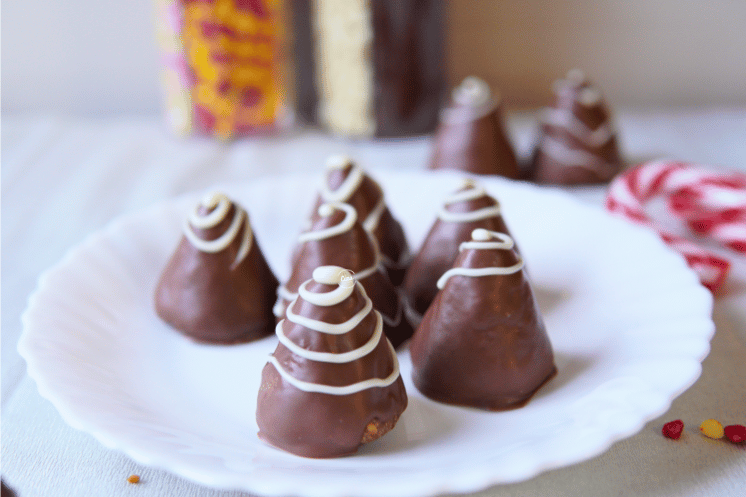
[531,69,624,184]
[429,76,520,178]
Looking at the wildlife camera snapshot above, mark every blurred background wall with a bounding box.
[3,0,746,116]
[446,0,746,108]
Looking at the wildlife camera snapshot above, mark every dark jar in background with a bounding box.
[290,0,446,138]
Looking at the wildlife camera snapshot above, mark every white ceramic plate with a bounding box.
[19,171,714,497]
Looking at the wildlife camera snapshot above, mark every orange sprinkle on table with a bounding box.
[699,419,725,439]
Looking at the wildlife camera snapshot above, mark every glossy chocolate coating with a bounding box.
[531,73,623,184]
[403,187,513,318]
[409,239,556,410]
[312,161,410,285]
[257,279,407,458]
[289,0,445,137]
[429,98,520,178]
[279,208,413,348]
[155,202,278,344]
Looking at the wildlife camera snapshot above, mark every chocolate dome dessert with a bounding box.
[257,266,407,458]
[409,229,555,410]
[531,69,623,184]
[429,76,520,178]
[155,192,278,344]
[403,179,515,321]
[276,202,413,348]
[312,155,410,285]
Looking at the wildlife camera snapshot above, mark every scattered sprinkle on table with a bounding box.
[700,419,724,439]
[724,424,746,443]
[662,420,684,440]
[127,475,140,484]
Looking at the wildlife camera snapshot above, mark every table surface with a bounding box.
[2,110,745,497]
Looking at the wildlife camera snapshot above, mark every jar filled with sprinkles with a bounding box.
[155,0,292,140]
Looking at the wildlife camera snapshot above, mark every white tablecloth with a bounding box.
[2,110,745,496]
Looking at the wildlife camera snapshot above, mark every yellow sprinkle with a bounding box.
[699,419,724,439]
[127,474,140,484]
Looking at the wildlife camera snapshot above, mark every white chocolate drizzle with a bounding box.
[276,312,383,363]
[321,155,366,203]
[436,229,524,289]
[578,87,602,107]
[267,265,401,395]
[452,76,493,108]
[440,76,500,124]
[286,287,373,335]
[266,341,399,395]
[540,108,613,147]
[538,136,616,175]
[298,203,357,242]
[362,196,386,232]
[437,179,502,223]
[321,156,387,232]
[182,192,252,269]
[298,266,356,305]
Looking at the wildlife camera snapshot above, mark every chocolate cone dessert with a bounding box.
[311,155,410,286]
[429,76,520,178]
[276,202,413,348]
[155,192,278,344]
[403,179,514,321]
[531,69,623,184]
[257,266,408,458]
[410,229,556,410]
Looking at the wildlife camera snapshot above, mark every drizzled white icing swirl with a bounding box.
[268,266,401,395]
[298,266,356,305]
[298,203,357,242]
[276,310,383,363]
[540,108,613,148]
[266,341,399,396]
[286,285,373,335]
[362,197,386,232]
[436,229,524,289]
[538,136,617,175]
[440,76,500,124]
[437,179,502,223]
[182,191,252,269]
[452,76,493,108]
[321,155,388,233]
[321,155,365,203]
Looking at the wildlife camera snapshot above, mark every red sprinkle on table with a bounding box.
[724,425,746,443]
[662,420,684,440]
